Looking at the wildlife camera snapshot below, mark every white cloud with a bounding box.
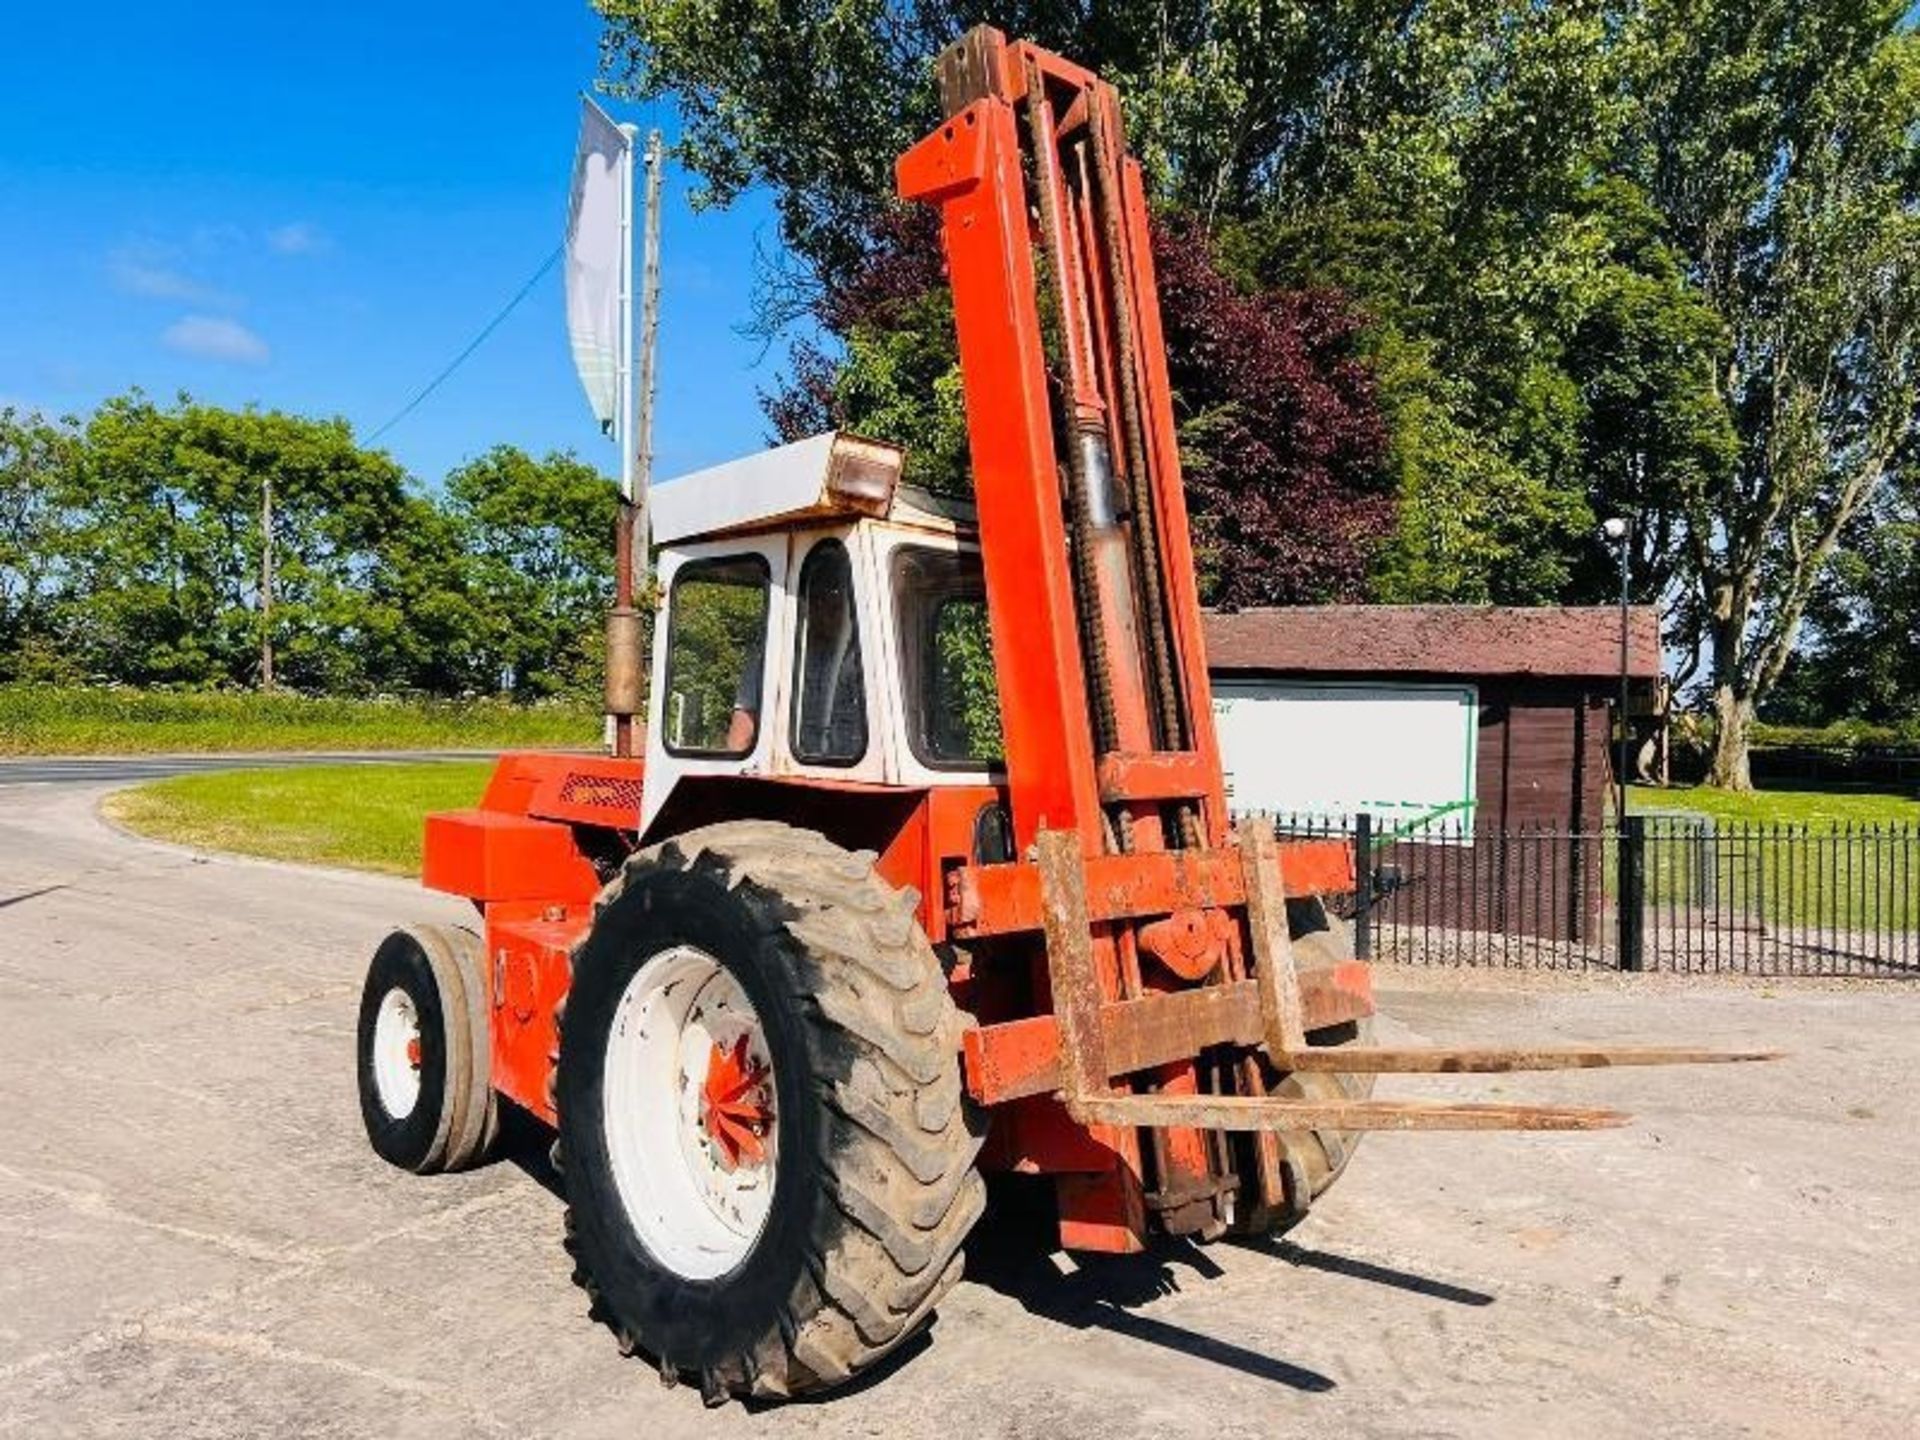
[162,315,270,366]
[267,222,329,256]
[109,250,238,308]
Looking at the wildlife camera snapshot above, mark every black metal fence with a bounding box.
[1260,813,1920,977]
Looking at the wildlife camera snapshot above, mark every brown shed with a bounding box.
[1203,605,1662,832]
[1202,606,1662,944]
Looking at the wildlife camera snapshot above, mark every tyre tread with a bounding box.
[558,821,984,1400]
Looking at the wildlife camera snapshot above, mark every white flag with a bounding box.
[566,99,630,435]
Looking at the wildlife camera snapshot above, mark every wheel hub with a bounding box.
[371,987,424,1119]
[701,1034,773,1169]
[603,946,779,1279]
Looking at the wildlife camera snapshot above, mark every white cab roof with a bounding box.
[650,431,974,544]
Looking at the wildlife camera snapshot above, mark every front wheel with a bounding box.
[555,822,985,1401]
[356,924,497,1174]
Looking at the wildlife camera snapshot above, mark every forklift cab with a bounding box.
[641,432,1002,835]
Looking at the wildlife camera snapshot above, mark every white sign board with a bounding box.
[1213,680,1479,840]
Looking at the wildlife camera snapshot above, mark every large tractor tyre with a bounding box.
[554,821,986,1402]
[357,924,499,1174]
[1230,903,1375,1236]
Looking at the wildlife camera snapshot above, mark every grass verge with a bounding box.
[1630,783,1920,827]
[0,684,599,756]
[104,761,495,875]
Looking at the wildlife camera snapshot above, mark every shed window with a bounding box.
[663,555,770,757]
[790,540,868,765]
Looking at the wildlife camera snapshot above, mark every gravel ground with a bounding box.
[1,779,1915,1438]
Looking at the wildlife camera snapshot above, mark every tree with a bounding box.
[1634,0,1920,787]
[1769,482,1920,725]
[443,446,619,699]
[350,493,498,697]
[597,2,1706,609]
[56,394,414,690]
[0,407,81,680]
[765,217,1395,603]
[1152,222,1392,604]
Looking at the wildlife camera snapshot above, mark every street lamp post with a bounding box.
[1601,516,1632,826]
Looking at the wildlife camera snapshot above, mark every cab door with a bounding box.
[769,527,888,785]
[641,535,788,834]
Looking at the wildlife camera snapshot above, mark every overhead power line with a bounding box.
[365,246,563,444]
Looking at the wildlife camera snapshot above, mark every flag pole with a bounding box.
[632,128,663,587]
[607,121,643,757]
[617,123,638,501]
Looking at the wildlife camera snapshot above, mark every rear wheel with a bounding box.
[555,821,985,1401]
[356,924,498,1174]
[1231,904,1374,1235]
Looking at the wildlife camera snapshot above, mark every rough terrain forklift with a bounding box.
[355,25,1769,1403]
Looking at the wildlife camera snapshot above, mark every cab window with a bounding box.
[790,540,868,765]
[663,555,770,757]
[892,547,1004,768]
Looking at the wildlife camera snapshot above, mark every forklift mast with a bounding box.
[898,25,1768,1248]
[898,30,1248,1243]
[898,27,1224,863]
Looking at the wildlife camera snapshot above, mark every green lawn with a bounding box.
[1625,785,1920,931]
[104,761,496,874]
[1629,783,1920,828]
[0,684,599,756]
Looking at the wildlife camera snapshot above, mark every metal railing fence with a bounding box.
[1253,812,1920,977]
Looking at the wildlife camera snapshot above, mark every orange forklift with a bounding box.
[354,25,1769,1403]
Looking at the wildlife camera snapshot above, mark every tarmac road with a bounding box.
[1,776,1916,1438]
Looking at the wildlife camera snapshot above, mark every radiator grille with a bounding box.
[558,772,644,811]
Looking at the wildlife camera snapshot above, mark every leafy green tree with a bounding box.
[0,406,82,680]
[351,493,499,697]
[1768,483,1920,725]
[442,446,619,699]
[596,1,1683,605]
[56,394,414,690]
[1629,0,1920,787]
[605,0,1920,793]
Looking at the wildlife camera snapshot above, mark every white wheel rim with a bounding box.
[372,987,423,1119]
[603,945,777,1280]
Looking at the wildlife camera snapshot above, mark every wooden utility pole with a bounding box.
[633,127,664,585]
[259,475,275,690]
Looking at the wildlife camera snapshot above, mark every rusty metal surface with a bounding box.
[956,848,1240,935]
[1035,829,1108,1096]
[960,966,1375,1106]
[1135,906,1227,980]
[950,839,1356,937]
[1070,1092,1630,1133]
[1281,1044,1783,1073]
[601,606,645,718]
[1095,751,1211,804]
[936,24,1010,114]
[609,496,639,758]
[1106,980,1259,1072]
[1238,822,1306,1055]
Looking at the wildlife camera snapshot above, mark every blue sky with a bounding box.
[0,2,782,486]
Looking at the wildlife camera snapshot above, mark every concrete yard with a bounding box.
[1,776,1915,1438]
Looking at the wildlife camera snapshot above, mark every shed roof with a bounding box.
[1202,605,1663,680]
